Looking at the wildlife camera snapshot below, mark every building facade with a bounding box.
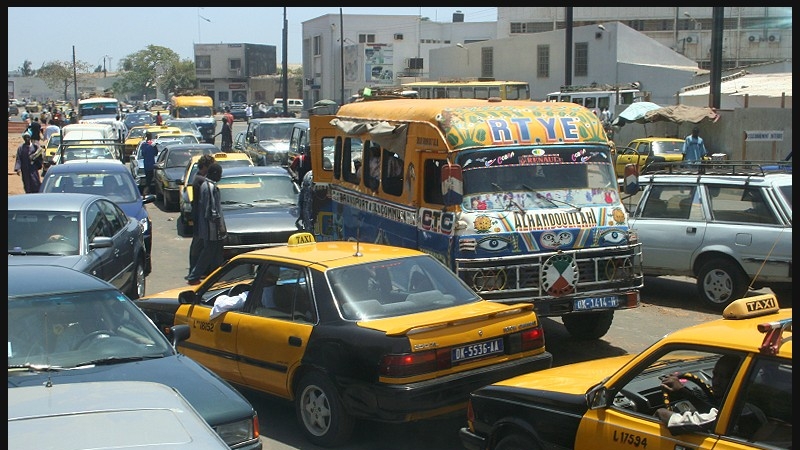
[193,43,277,108]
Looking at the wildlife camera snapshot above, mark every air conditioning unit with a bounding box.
[394,33,404,40]
[404,58,423,70]
[685,34,699,45]
[746,32,762,43]
[767,33,781,42]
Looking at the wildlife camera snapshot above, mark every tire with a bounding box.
[562,310,614,340]
[696,258,748,311]
[295,371,354,448]
[126,258,146,300]
[495,433,539,450]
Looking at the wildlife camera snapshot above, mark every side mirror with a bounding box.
[441,163,463,206]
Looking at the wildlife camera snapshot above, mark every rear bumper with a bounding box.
[339,351,553,422]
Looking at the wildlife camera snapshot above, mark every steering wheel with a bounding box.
[662,372,715,410]
[228,283,250,297]
[75,330,116,349]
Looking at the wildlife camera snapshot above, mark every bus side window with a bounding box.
[382,150,403,196]
[341,137,362,185]
[423,159,445,206]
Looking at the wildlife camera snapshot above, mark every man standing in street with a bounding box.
[186,163,226,285]
[245,103,253,123]
[682,127,708,162]
[140,132,158,194]
[14,131,43,193]
[186,154,216,281]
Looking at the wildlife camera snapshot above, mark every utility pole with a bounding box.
[282,7,289,116]
[709,7,723,109]
[340,8,344,105]
[72,46,79,106]
[564,7,573,87]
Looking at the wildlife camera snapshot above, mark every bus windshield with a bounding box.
[457,146,618,210]
[79,101,119,118]
[177,106,213,118]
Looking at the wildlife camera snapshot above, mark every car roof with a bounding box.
[8,263,113,297]
[8,381,229,449]
[249,118,307,125]
[8,192,106,213]
[232,235,428,271]
[220,165,291,177]
[47,160,128,172]
[630,137,685,143]
[162,143,218,152]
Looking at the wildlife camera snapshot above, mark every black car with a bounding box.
[8,193,148,299]
[215,165,300,259]
[229,103,248,121]
[8,264,262,450]
[154,143,216,210]
[123,111,154,130]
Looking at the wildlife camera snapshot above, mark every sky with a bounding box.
[7,7,497,72]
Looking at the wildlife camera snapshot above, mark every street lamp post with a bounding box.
[684,12,702,30]
[197,8,211,43]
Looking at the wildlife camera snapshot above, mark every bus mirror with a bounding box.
[623,163,639,194]
[441,163,464,206]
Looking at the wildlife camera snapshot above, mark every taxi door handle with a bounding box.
[220,323,233,332]
[685,226,697,234]
[288,336,302,347]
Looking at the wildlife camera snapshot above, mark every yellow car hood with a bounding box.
[492,355,634,395]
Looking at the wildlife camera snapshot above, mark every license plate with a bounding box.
[452,338,504,362]
[574,296,619,311]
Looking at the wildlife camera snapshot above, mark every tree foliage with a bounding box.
[113,45,184,100]
[18,60,35,77]
[162,59,198,97]
[37,60,93,101]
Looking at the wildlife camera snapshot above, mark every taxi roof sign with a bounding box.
[722,293,780,320]
[288,232,315,246]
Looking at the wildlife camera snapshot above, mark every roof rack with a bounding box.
[641,160,792,177]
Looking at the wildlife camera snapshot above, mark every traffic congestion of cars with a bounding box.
[8,104,792,450]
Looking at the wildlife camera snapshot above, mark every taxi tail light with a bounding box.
[506,326,545,353]
[380,350,452,377]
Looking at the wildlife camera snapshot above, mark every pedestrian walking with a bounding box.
[186,163,227,285]
[224,107,234,127]
[186,154,216,280]
[140,132,158,194]
[14,131,43,193]
[682,127,708,162]
[28,117,43,145]
[43,119,60,142]
[155,110,163,125]
[245,103,253,123]
[216,118,233,152]
[113,114,127,143]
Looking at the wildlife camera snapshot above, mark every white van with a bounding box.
[61,123,116,142]
[273,98,304,116]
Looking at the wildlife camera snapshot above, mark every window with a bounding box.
[247,264,315,324]
[708,186,778,224]
[358,34,376,44]
[195,55,211,69]
[381,150,404,197]
[733,358,792,445]
[313,35,321,56]
[537,45,550,78]
[574,42,588,77]
[480,47,493,79]
[229,59,241,71]
[641,185,698,220]
[423,159,446,205]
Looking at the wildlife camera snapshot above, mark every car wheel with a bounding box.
[127,258,146,300]
[295,371,354,448]
[696,258,748,311]
[495,433,540,450]
[562,310,614,340]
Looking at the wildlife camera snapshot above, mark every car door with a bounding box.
[82,201,124,290]
[235,262,315,398]
[630,183,706,275]
[153,148,169,197]
[98,200,136,290]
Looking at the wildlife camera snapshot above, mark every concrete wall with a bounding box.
[612,106,792,161]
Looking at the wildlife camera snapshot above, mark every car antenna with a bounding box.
[354,227,363,257]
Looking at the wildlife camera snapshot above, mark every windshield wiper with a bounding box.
[526,185,582,212]
[491,183,525,214]
[75,356,152,367]
[221,200,254,207]
[8,363,65,372]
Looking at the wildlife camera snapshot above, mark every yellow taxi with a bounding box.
[177,151,254,236]
[460,292,792,450]
[41,131,62,175]
[123,125,182,162]
[134,233,553,447]
[614,137,686,178]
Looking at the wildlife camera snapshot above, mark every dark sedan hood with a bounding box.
[7,354,253,427]
[118,201,147,225]
[8,254,84,268]
[222,204,298,234]
[164,167,186,182]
